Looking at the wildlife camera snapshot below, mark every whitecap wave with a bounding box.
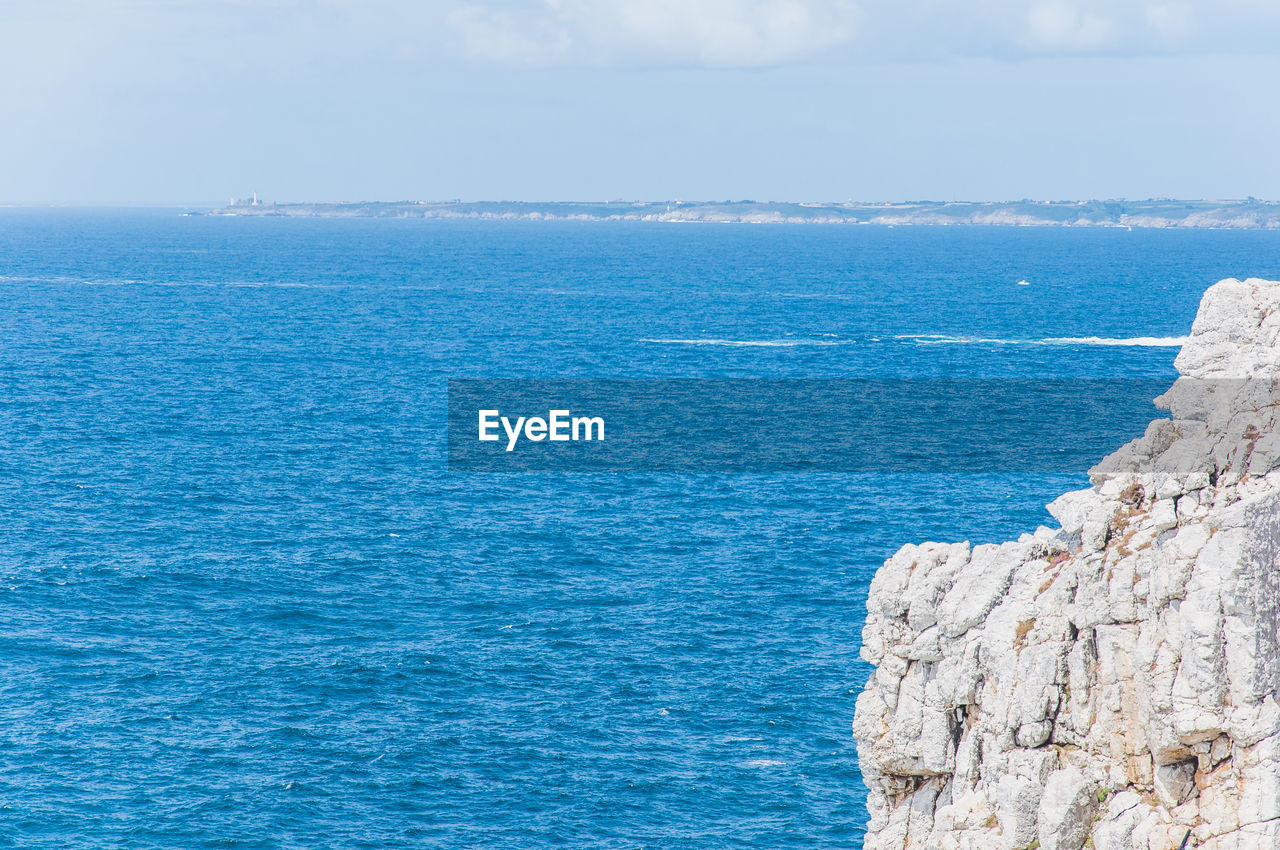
[639,338,844,347]
[896,334,1186,348]
[1041,336,1188,347]
[0,273,138,285]
[0,274,317,288]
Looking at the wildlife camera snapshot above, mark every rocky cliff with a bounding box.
[853,278,1280,850]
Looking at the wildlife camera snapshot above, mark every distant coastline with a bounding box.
[202,198,1280,229]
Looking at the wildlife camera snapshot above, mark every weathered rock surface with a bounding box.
[854,279,1280,849]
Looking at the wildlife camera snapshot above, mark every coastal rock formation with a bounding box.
[854,278,1280,849]
[208,199,1280,229]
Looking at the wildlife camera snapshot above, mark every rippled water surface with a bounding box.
[3,211,1279,847]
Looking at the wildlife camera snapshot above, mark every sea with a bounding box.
[3,210,1279,848]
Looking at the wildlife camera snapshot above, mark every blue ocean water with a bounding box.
[2,210,1279,848]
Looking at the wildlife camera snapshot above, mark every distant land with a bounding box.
[203,198,1280,229]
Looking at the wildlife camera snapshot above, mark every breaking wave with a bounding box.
[897,334,1187,348]
[638,338,845,347]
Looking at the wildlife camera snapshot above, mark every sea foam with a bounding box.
[638,338,844,347]
[897,334,1187,347]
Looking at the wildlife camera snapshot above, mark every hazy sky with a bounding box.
[2,0,1279,204]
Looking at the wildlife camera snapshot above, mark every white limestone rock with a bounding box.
[1038,768,1099,850]
[854,279,1280,850]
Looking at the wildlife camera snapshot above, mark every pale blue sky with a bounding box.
[2,0,1278,204]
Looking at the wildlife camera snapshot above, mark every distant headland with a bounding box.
[203,198,1280,229]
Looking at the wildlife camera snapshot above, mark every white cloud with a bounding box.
[447,5,574,66]
[447,0,859,67]
[1142,1,1195,48]
[1023,2,1114,51]
[3,0,1280,82]
[442,0,1280,66]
